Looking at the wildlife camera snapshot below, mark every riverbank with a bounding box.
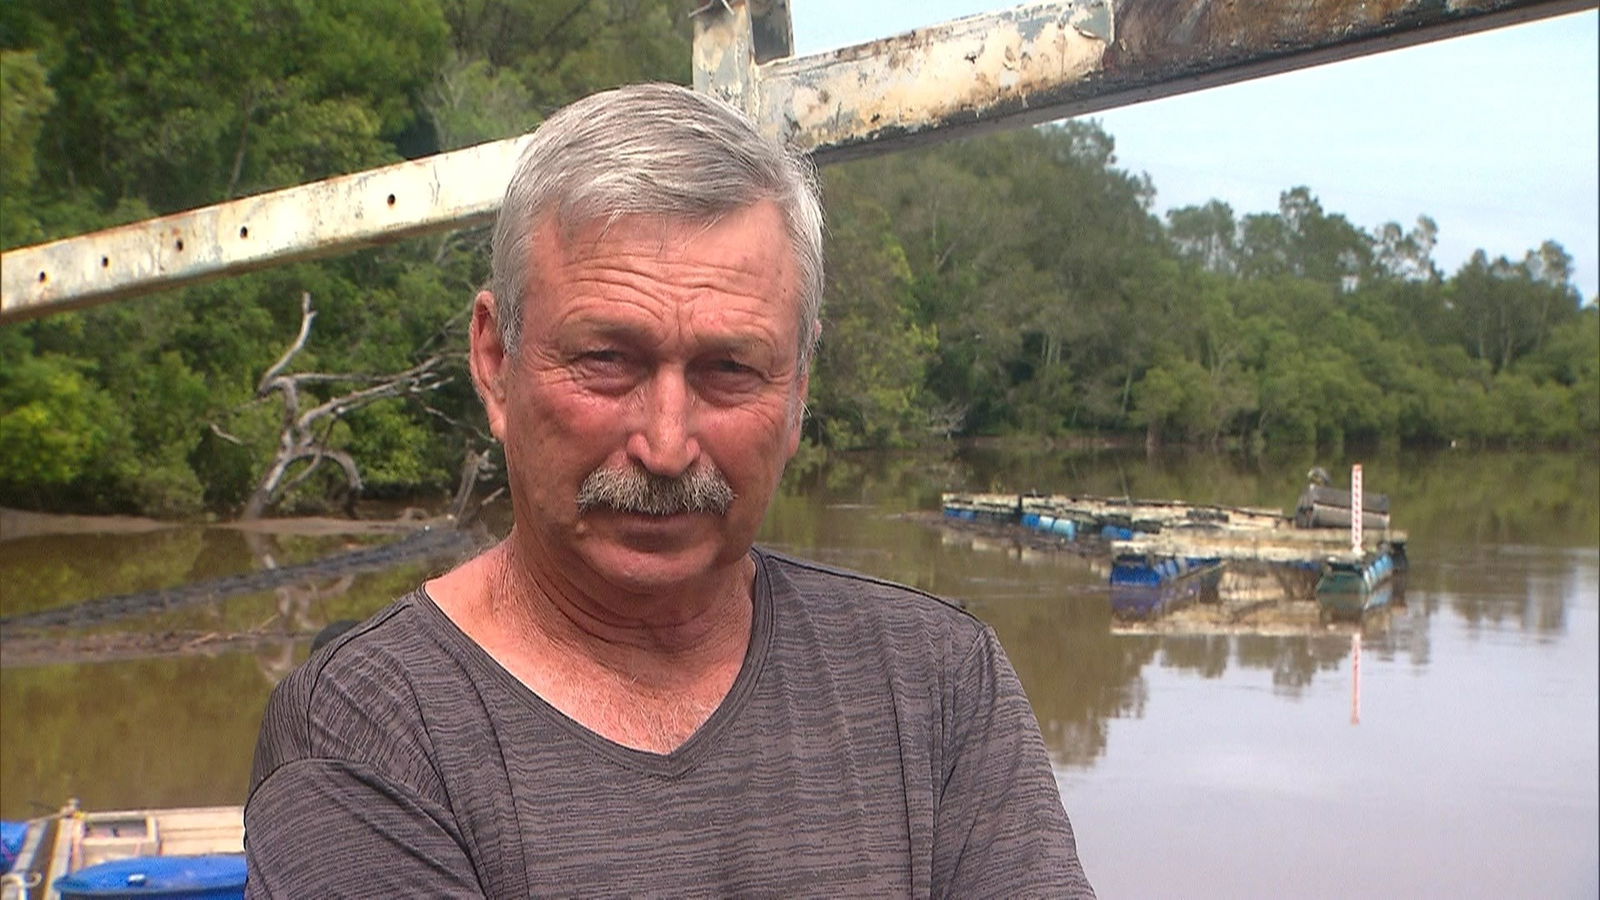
[0,506,453,542]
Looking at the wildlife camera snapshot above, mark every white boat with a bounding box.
[1,801,243,900]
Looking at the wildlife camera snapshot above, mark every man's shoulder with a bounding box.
[256,593,450,751]
[755,546,986,642]
[757,548,959,603]
[251,590,462,791]
[275,592,440,705]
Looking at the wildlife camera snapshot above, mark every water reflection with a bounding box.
[2,654,270,816]
[1,448,1595,898]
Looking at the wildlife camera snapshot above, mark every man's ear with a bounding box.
[786,369,810,458]
[785,319,820,457]
[470,290,511,442]
[785,358,813,460]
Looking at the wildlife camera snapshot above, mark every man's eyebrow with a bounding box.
[700,335,775,358]
[557,318,650,342]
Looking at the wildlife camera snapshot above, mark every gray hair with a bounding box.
[488,83,825,370]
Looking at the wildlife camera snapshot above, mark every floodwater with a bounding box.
[2,447,1596,898]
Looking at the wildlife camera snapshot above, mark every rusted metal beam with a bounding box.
[1,137,530,323]
[3,0,1592,322]
[742,0,1595,162]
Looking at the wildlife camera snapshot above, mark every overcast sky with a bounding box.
[787,4,1600,302]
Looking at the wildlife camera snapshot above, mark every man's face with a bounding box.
[472,202,809,597]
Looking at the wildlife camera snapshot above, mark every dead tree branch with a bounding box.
[240,293,454,520]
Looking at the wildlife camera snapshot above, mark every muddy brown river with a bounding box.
[2,447,1595,897]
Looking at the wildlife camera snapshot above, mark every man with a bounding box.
[245,82,1093,897]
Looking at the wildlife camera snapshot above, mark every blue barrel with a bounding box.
[55,855,246,900]
[1,820,28,874]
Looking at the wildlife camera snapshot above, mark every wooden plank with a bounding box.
[1112,529,1406,565]
[152,807,245,855]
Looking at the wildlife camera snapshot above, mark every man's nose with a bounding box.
[626,367,701,477]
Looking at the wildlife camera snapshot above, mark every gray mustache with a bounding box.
[576,464,736,516]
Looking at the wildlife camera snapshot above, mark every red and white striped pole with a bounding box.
[1350,463,1363,555]
[1351,631,1362,725]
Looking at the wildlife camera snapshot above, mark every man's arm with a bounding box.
[244,624,491,899]
[932,626,1096,899]
[246,757,483,898]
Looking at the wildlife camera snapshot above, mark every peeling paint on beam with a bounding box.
[0,137,530,323]
[752,0,1592,162]
[1086,0,1598,119]
[759,0,1113,157]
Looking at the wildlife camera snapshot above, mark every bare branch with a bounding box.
[418,401,491,442]
[278,452,327,498]
[240,293,456,520]
[208,422,245,445]
[258,292,316,396]
[294,363,450,431]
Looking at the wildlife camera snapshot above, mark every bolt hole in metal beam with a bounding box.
[0,135,530,322]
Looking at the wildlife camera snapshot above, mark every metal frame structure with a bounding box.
[1,0,1592,323]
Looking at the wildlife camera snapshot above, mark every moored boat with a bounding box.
[1109,553,1224,621]
[1,802,243,900]
[1316,542,1406,619]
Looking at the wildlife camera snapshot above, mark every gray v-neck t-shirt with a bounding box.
[245,548,1094,897]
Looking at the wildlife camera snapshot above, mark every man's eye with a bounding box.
[572,350,636,374]
[695,359,765,398]
[709,359,754,375]
[571,350,638,392]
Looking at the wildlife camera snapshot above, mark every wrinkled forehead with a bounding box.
[526,206,805,309]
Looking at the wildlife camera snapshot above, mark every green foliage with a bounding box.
[6,0,447,217]
[0,1,1593,517]
[809,170,937,448]
[0,49,52,246]
[345,399,451,495]
[0,0,689,517]
[428,0,691,150]
[0,349,124,492]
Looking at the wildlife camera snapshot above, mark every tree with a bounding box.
[0,49,53,247]
[808,170,936,448]
[0,0,695,516]
[226,295,453,519]
[1167,200,1238,275]
[1372,215,1439,283]
[1237,187,1371,289]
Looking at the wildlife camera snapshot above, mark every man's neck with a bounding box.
[428,540,756,752]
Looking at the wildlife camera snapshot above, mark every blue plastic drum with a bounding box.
[54,855,246,900]
[1,820,28,874]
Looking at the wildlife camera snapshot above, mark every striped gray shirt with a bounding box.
[246,548,1094,897]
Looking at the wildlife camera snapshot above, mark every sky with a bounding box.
[787,4,1599,302]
